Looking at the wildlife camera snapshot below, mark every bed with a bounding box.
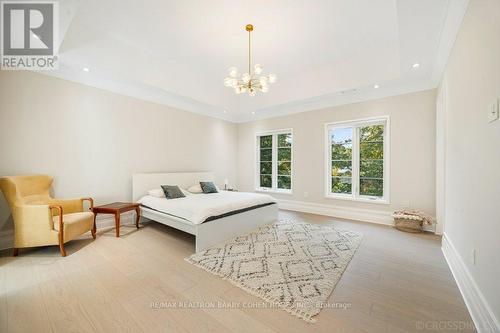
[132,172,278,252]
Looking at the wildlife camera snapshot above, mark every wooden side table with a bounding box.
[92,202,141,237]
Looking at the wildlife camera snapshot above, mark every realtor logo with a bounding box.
[1,1,58,70]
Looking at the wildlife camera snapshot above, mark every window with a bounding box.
[256,129,293,193]
[325,117,389,203]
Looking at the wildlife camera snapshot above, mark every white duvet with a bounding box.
[138,191,276,225]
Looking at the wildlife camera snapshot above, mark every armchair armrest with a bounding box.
[49,205,63,231]
[81,197,94,211]
[49,205,65,254]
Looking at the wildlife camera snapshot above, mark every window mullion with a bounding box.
[272,134,278,189]
[353,126,360,198]
[383,124,388,201]
[327,129,332,195]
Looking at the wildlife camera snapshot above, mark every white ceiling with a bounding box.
[45,0,469,122]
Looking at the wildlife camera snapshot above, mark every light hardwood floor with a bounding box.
[0,210,475,332]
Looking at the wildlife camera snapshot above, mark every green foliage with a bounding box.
[332,143,352,160]
[278,176,291,189]
[360,160,383,178]
[260,175,272,188]
[260,135,272,148]
[278,148,291,161]
[332,177,351,194]
[278,133,292,147]
[278,162,291,175]
[260,162,272,175]
[359,124,384,196]
[360,142,383,159]
[360,125,384,142]
[360,179,383,197]
[331,160,352,177]
[260,148,272,162]
[259,132,293,190]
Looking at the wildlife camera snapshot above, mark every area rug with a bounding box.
[185,218,362,323]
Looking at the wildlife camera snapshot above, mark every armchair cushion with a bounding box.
[53,212,94,242]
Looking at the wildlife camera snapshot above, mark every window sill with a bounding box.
[255,188,293,195]
[325,194,390,205]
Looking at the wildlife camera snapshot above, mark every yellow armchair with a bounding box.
[0,175,96,257]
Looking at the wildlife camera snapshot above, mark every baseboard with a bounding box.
[277,199,436,233]
[0,212,137,251]
[442,233,500,333]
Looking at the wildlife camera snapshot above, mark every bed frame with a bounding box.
[132,172,278,252]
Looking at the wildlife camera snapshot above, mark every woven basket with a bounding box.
[394,217,423,233]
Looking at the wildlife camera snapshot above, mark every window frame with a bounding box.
[255,128,294,195]
[324,116,390,204]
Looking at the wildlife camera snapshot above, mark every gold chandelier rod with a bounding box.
[246,24,253,77]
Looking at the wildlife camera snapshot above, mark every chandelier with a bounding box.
[224,24,276,96]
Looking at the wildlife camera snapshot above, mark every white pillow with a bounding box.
[187,183,220,194]
[148,188,165,198]
[187,184,203,194]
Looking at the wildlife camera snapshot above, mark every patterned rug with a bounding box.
[186,218,362,323]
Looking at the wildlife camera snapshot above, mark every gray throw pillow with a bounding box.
[161,185,186,199]
[200,181,218,194]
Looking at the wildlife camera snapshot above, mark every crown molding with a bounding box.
[36,64,238,123]
[235,79,435,123]
[37,66,436,125]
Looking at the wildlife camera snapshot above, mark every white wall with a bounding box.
[237,90,437,224]
[439,0,500,329]
[0,71,238,235]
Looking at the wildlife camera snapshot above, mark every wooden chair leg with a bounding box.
[59,242,66,257]
[53,205,66,257]
[92,212,97,239]
[13,248,18,257]
[58,225,66,257]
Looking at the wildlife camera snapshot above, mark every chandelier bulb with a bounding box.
[254,64,263,75]
[228,67,238,78]
[242,73,250,84]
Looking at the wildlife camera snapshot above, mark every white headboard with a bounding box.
[132,172,214,201]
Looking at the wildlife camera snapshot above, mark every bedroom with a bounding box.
[0,0,499,332]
